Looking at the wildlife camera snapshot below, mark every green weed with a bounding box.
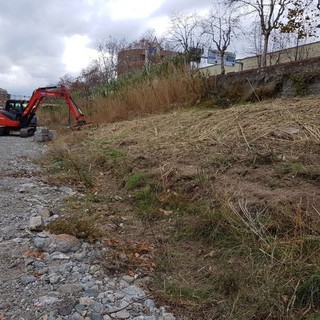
[210,154,234,171]
[126,171,152,190]
[46,147,94,187]
[126,172,160,221]
[266,179,281,190]
[46,214,102,243]
[162,194,204,216]
[163,281,216,302]
[95,147,125,167]
[102,147,125,159]
[296,271,320,307]
[275,161,306,176]
[174,207,245,246]
[275,161,320,182]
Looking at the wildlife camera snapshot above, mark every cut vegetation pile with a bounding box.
[42,95,320,320]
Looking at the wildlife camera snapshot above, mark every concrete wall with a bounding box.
[199,62,243,76]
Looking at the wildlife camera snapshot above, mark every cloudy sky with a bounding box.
[0,0,213,96]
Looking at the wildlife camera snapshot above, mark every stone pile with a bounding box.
[9,231,176,320]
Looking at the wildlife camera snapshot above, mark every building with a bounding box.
[239,40,320,71]
[199,40,320,76]
[117,38,177,77]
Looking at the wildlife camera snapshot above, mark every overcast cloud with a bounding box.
[0,0,214,96]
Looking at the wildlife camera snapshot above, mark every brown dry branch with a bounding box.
[228,199,270,247]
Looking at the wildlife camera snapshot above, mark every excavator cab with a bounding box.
[5,99,28,116]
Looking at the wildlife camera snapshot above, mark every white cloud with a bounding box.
[0,0,214,95]
[147,16,170,36]
[107,0,163,20]
[62,35,99,73]
[0,66,44,97]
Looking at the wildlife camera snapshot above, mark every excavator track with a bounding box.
[20,127,36,138]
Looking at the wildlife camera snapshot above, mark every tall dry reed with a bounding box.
[38,63,208,129]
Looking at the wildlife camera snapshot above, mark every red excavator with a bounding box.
[0,85,86,137]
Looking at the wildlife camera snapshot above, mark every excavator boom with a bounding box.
[21,85,86,127]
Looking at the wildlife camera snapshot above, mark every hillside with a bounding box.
[43,95,320,319]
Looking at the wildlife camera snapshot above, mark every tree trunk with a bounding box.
[221,52,226,75]
[294,36,300,61]
[261,33,270,68]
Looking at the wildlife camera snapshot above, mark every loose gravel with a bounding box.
[0,136,176,320]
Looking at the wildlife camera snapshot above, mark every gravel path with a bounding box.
[0,136,176,320]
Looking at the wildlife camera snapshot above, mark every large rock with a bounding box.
[34,233,81,253]
[29,216,44,231]
[33,127,57,142]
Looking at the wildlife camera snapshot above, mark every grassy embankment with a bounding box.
[39,63,320,319]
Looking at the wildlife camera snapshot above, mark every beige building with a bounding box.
[198,62,243,76]
[199,40,320,75]
[239,40,320,70]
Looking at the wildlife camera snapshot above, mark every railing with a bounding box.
[8,94,31,100]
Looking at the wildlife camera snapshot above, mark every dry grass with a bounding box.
[90,95,320,161]
[41,94,320,319]
[89,72,206,124]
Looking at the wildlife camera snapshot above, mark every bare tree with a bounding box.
[243,1,319,67]
[228,0,291,68]
[75,61,104,99]
[167,11,204,58]
[202,2,240,74]
[139,28,173,52]
[245,19,287,67]
[270,29,314,62]
[57,74,76,90]
[244,18,264,66]
[96,36,127,81]
[126,28,168,52]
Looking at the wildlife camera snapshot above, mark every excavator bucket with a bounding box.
[71,121,93,130]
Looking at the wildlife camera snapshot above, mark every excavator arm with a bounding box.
[21,85,86,128]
